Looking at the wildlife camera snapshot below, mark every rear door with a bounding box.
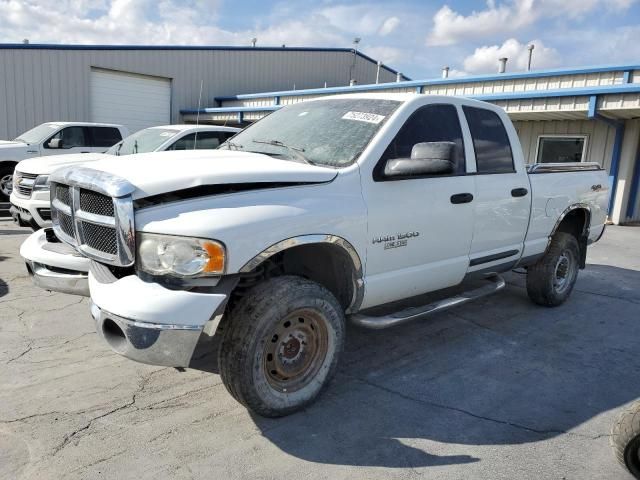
[361,102,476,307]
[462,105,530,271]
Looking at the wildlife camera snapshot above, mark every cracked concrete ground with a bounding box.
[1,218,639,480]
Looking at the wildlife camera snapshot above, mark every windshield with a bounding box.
[220,98,400,167]
[106,128,180,155]
[14,123,62,144]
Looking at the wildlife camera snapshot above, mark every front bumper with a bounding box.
[20,228,90,296]
[89,272,228,367]
[10,191,52,229]
[90,302,204,367]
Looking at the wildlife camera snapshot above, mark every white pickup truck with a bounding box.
[1,122,128,201]
[11,124,240,229]
[23,94,608,417]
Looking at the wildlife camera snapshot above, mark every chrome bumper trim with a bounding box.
[26,260,90,296]
[89,302,204,367]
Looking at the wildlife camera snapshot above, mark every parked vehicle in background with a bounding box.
[10,125,240,230]
[24,94,608,417]
[0,122,128,201]
[611,402,640,478]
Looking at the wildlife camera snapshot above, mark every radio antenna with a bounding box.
[193,79,203,149]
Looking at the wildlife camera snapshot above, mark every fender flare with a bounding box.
[239,234,364,313]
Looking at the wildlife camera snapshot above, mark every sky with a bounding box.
[1,0,640,80]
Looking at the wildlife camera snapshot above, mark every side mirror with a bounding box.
[47,138,62,149]
[384,141,455,177]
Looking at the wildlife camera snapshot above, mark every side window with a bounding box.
[375,104,465,180]
[90,127,122,148]
[462,106,515,174]
[169,132,226,150]
[45,126,87,149]
[168,133,196,151]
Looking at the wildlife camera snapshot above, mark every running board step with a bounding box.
[350,274,506,330]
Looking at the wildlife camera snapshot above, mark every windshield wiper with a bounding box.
[115,142,123,156]
[252,139,315,165]
[133,140,138,154]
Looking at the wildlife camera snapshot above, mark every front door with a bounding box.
[41,126,92,156]
[361,103,476,308]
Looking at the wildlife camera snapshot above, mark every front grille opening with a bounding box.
[37,208,51,221]
[58,212,75,238]
[80,189,114,216]
[102,318,127,353]
[83,223,118,255]
[55,184,71,206]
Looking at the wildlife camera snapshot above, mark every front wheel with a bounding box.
[526,232,580,307]
[611,401,640,479]
[218,275,345,417]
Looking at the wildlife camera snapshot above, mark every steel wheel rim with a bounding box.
[0,174,12,196]
[263,308,329,393]
[553,249,576,294]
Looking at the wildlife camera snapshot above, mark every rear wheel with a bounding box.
[526,232,580,306]
[611,401,640,479]
[218,275,345,417]
[0,164,15,201]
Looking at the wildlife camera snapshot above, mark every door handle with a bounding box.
[511,187,528,197]
[81,151,90,153]
[450,193,474,204]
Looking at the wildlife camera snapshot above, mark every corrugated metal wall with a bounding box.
[0,47,398,139]
[513,120,616,169]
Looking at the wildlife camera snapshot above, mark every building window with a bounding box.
[536,136,587,163]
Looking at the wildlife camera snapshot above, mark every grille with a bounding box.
[50,176,134,266]
[55,184,71,206]
[80,189,114,216]
[14,172,37,197]
[58,211,75,238]
[82,222,118,255]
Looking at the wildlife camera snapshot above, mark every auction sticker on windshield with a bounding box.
[342,111,385,124]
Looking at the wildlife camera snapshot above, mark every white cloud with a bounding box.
[378,16,400,36]
[427,0,637,46]
[462,38,561,74]
[427,0,535,46]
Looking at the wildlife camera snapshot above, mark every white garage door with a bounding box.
[90,69,171,134]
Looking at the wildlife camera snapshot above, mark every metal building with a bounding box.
[0,44,404,139]
[184,64,640,225]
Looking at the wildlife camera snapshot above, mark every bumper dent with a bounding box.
[26,260,89,296]
[90,302,203,367]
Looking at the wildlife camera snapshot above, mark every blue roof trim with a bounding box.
[214,63,640,101]
[184,83,640,115]
[181,105,280,114]
[0,43,353,52]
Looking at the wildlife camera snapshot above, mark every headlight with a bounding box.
[137,232,225,277]
[33,175,50,191]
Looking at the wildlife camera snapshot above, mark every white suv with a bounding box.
[1,122,128,201]
[10,124,240,229]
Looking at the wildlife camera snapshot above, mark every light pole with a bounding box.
[527,44,535,71]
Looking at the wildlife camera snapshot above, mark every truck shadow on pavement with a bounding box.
[191,265,640,468]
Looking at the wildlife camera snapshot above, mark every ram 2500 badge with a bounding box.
[26,94,609,417]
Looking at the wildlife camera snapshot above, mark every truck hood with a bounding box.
[57,150,339,199]
[17,153,109,175]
